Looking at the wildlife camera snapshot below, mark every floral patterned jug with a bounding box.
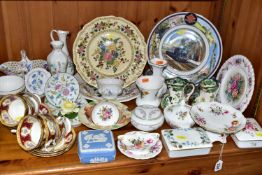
[50,30,75,75]
[161,77,195,109]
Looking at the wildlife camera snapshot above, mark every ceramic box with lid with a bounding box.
[231,118,262,148]
[78,130,116,163]
[161,127,213,158]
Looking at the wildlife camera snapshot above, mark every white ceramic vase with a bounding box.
[50,30,75,75]
[47,41,68,75]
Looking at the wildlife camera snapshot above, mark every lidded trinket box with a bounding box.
[161,127,213,158]
[78,130,116,163]
[231,118,262,148]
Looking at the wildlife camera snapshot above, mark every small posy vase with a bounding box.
[194,78,219,103]
[47,41,68,75]
[148,58,167,77]
[50,30,75,75]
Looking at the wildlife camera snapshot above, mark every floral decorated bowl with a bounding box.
[190,101,246,134]
[0,75,25,95]
[97,78,124,100]
[117,131,161,156]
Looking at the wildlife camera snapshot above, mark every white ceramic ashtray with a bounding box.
[97,78,124,99]
[91,102,120,127]
[0,75,25,95]
[17,115,45,151]
[0,95,28,127]
[131,105,164,131]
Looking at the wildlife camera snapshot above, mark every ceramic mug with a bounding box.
[97,78,124,100]
[136,75,166,107]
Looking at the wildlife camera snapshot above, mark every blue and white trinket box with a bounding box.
[78,130,116,164]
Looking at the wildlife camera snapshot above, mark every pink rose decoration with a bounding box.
[231,80,238,90]
[103,52,113,61]
[147,139,153,144]
[62,88,70,96]
[55,84,62,90]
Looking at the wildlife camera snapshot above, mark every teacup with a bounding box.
[97,78,124,99]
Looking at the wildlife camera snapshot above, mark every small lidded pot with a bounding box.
[97,78,124,100]
[194,78,219,103]
[131,105,164,131]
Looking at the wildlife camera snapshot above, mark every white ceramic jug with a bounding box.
[50,30,75,75]
[47,41,68,75]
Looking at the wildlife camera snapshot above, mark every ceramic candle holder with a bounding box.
[97,78,124,100]
[136,75,166,107]
[148,58,167,77]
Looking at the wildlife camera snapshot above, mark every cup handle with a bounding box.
[183,83,195,101]
[156,83,167,98]
[50,30,58,41]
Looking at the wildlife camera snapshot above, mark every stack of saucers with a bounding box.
[16,108,75,157]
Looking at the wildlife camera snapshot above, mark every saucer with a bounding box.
[78,101,131,130]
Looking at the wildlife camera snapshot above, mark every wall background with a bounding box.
[0,0,261,121]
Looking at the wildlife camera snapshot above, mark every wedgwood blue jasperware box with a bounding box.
[78,130,116,164]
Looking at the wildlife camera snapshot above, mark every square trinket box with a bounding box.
[78,130,116,164]
[231,118,262,148]
[161,127,213,158]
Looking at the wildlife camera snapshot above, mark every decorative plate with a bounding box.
[45,73,79,107]
[78,101,131,130]
[73,16,147,88]
[80,82,139,102]
[147,12,222,83]
[216,55,255,112]
[117,131,162,160]
[190,102,246,134]
[25,68,51,96]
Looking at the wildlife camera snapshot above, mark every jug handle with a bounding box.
[50,30,58,41]
[183,83,195,102]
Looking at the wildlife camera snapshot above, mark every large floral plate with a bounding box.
[190,102,246,134]
[80,82,139,102]
[117,131,162,160]
[147,12,222,83]
[25,68,51,96]
[78,101,131,130]
[73,16,147,88]
[45,73,79,107]
[216,55,255,112]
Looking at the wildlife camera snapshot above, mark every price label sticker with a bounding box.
[255,131,262,137]
[214,160,223,172]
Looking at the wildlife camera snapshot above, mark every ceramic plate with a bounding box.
[117,131,162,159]
[190,102,246,134]
[45,73,79,107]
[73,16,147,88]
[25,68,51,96]
[78,101,131,130]
[216,55,255,112]
[147,12,222,83]
[80,83,139,102]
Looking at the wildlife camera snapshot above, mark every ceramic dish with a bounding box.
[73,16,147,88]
[16,115,46,151]
[91,101,120,127]
[45,73,79,107]
[0,75,25,95]
[161,128,212,158]
[216,55,255,112]
[25,68,51,96]
[0,95,28,127]
[80,82,139,102]
[190,102,246,134]
[231,118,262,148]
[117,131,162,159]
[78,101,131,130]
[147,12,222,83]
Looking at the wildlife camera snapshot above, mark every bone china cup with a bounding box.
[97,78,124,99]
